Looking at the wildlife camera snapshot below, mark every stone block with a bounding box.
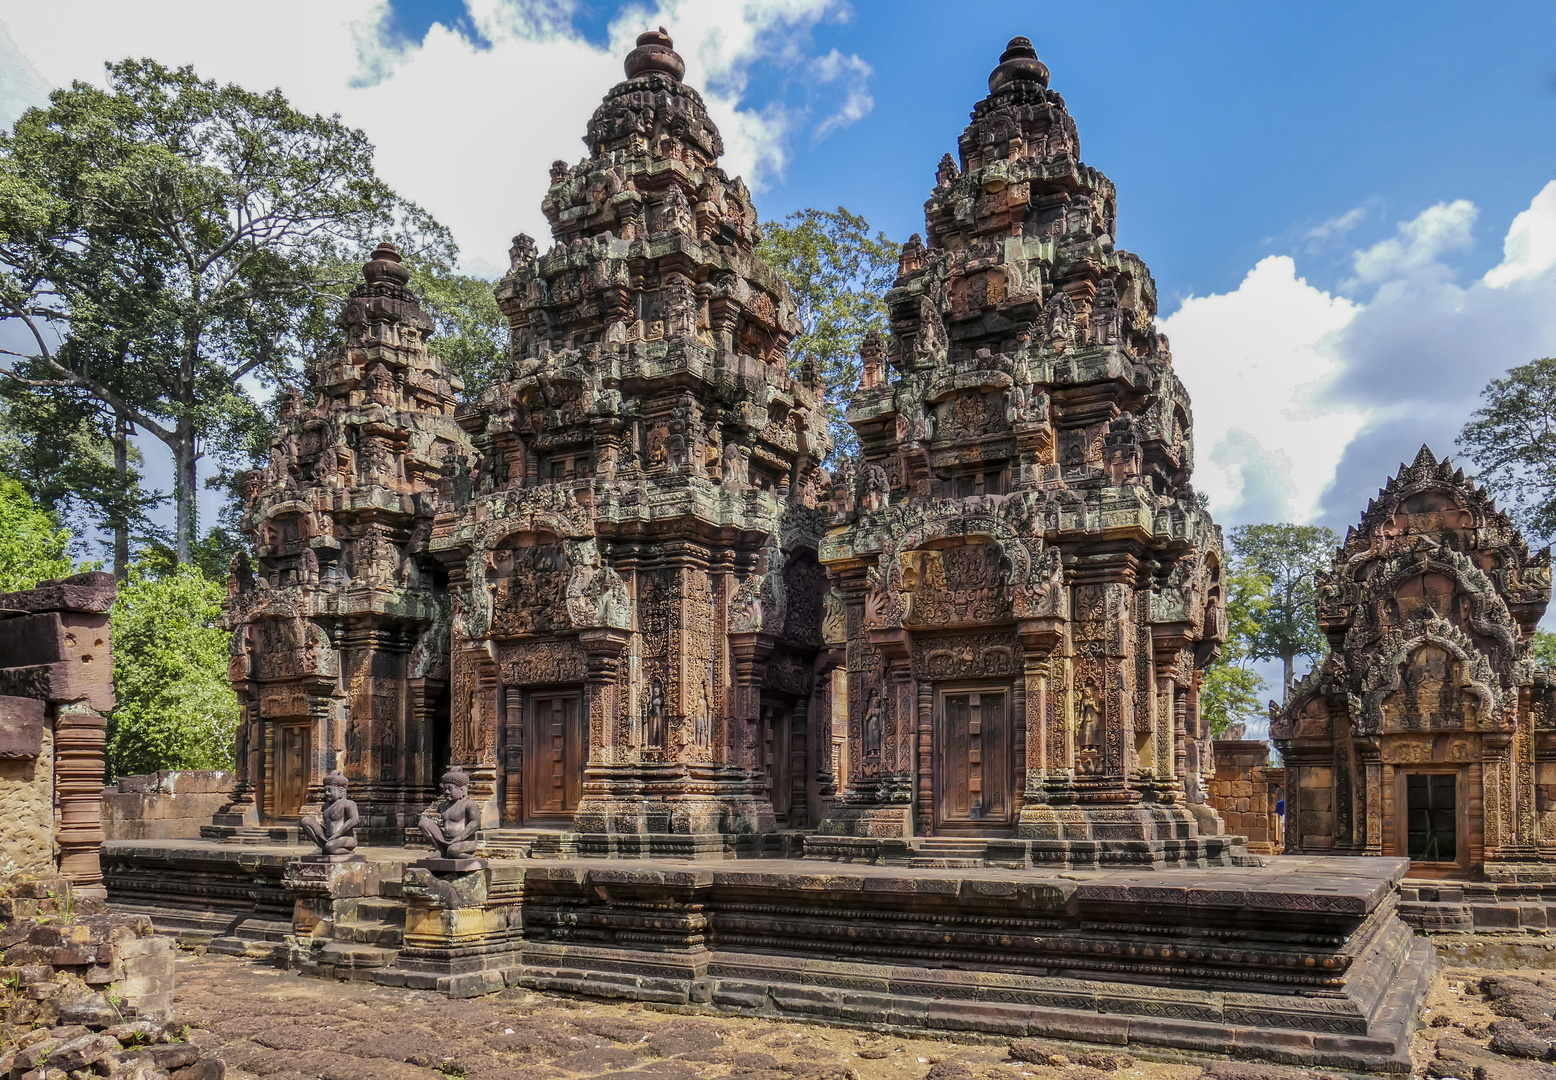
[1472,903,1523,930]
[0,698,44,759]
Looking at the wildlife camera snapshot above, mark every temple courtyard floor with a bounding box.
[167,949,1552,1080]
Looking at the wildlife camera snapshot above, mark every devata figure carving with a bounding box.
[299,771,359,856]
[419,769,482,859]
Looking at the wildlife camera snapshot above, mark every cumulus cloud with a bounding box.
[808,48,874,138]
[1158,256,1362,527]
[1345,198,1478,287]
[2,0,871,274]
[1485,179,1556,287]
[1166,185,1556,565]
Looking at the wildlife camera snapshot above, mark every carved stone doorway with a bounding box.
[522,689,585,824]
[273,719,311,820]
[934,685,1014,833]
[760,694,795,826]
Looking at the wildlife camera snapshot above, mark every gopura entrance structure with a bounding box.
[217,28,834,853]
[1274,448,1556,928]
[812,37,1234,865]
[108,35,1435,1071]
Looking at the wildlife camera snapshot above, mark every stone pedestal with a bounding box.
[397,860,522,995]
[284,854,367,940]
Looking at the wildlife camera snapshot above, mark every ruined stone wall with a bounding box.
[103,771,234,841]
[1209,740,1283,854]
[0,711,52,875]
[0,573,115,895]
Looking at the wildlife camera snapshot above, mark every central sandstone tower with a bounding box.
[427,30,834,854]
[814,38,1237,865]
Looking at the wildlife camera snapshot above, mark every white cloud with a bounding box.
[1346,198,1478,287]
[1166,185,1556,568]
[1485,179,1556,287]
[0,0,867,274]
[808,48,874,138]
[1303,205,1367,248]
[1159,256,1363,527]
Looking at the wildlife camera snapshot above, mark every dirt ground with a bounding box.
[167,952,1556,1080]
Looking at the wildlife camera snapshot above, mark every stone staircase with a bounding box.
[908,837,992,869]
[479,828,578,859]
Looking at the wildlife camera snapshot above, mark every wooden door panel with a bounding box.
[524,691,583,822]
[275,722,310,820]
[936,688,1012,829]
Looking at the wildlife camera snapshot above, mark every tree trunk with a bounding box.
[111,411,129,580]
[174,415,196,564]
[1282,652,1295,704]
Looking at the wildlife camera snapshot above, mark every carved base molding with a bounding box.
[103,842,1432,1071]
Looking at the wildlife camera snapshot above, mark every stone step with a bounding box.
[908,857,984,869]
[339,919,403,945]
[355,898,406,924]
[319,942,399,969]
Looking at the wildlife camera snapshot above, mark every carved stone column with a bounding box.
[54,706,106,898]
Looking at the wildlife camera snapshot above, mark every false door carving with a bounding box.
[935,685,1014,831]
[524,690,585,823]
[273,720,311,820]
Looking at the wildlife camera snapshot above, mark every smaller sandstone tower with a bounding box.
[815,38,1235,865]
[1274,446,1555,879]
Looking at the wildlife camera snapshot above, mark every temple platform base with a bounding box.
[104,839,1431,1072]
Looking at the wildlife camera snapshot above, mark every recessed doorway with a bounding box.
[934,684,1014,832]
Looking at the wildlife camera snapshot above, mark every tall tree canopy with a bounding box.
[1200,566,1271,737]
[107,564,238,777]
[758,207,896,460]
[0,472,80,591]
[1458,356,1556,544]
[1229,523,1339,701]
[0,58,454,563]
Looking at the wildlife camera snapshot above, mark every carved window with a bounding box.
[938,466,1005,499]
[1406,773,1457,862]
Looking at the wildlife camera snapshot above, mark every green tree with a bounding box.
[1230,523,1339,702]
[0,387,165,578]
[412,265,508,399]
[0,472,78,590]
[1200,567,1272,737]
[0,58,454,563]
[1458,357,1556,543]
[106,565,238,777]
[758,207,897,459]
[1531,629,1556,666]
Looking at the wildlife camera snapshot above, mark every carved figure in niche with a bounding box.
[858,462,890,513]
[694,671,712,751]
[299,771,359,856]
[1077,689,1102,774]
[647,678,666,749]
[822,589,848,645]
[729,574,764,633]
[1045,289,1076,350]
[418,769,482,858]
[722,442,748,486]
[863,688,884,773]
[864,561,897,630]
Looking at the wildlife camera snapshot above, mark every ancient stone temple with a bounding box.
[109,38,1438,1070]
[1273,447,1556,881]
[220,29,833,851]
[218,242,471,839]
[813,37,1234,865]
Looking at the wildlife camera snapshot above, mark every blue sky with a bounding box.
[354,1,1556,306]
[3,0,1556,572]
[5,0,1556,722]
